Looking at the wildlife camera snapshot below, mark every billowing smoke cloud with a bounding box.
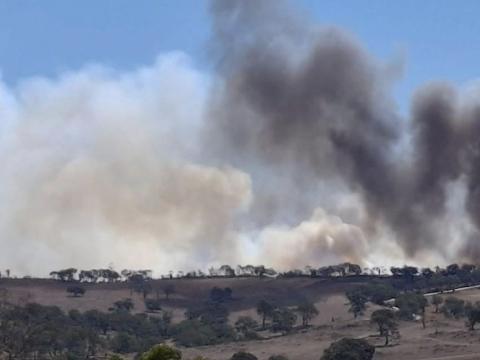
[207,0,480,263]
[0,54,254,275]
[2,0,480,276]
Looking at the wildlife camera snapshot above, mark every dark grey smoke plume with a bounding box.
[208,0,480,260]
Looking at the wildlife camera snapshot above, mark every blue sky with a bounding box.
[1,0,479,113]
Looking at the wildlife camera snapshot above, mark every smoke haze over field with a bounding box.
[1,0,480,276]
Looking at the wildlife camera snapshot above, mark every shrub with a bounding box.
[66,285,86,297]
[271,308,297,332]
[173,319,218,347]
[145,298,162,312]
[321,338,375,360]
[109,356,124,360]
[110,332,139,354]
[235,316,259,339]
[394,293,427,320]
[441,296,465,319]
[230,351,258,360]
[139,344,182,360]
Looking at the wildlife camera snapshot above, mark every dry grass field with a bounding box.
[2,277,480,359]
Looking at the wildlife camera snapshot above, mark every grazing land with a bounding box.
[2,273,480,359]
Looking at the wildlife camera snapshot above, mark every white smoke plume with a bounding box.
[2,1,479,276]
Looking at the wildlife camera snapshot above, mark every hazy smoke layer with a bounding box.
[1,1,480,275]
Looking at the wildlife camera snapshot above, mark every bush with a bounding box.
[139,344,182,360]
[394,293,427,320]
[145,298,162,312]
[271,308,297,332]
[109,356,124,360]
[110,332,139,354]
[235,316,259,340]
[441,296,465,319]
[66,285,86,297]
[230,351,258,360]
[173,319,218,347]
[321,338,375,360]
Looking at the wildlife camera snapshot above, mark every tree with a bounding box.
[109,355,125,360]
[321,338,375,360]
[370,309,398,346]
[256,300,274,329]
[441,296,465,319]
[395,293,427,321]
[230,351,258,360]
[271,308,297,332]
[421,267,434,279]
[431,294,443,313]
[111,298,134,313]
[145,298,162,312]
[210,287,232,303]
[465,302,480,330]
[139,344,182,360]
[346,289,368,319]
[50,268,77,282]
[66,285,86,297]
[295,301,319,327]
[235,316,258,339]
[163,283,175,300]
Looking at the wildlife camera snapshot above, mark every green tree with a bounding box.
[256,300,274,329]
[395,293,427,321]
[271,308,297,332]
[163,283,175,300]
[431,294,443,313]
[321,338,375,360]
[371,309,397,346]
[66,285,86,297]
[295,301,319,327]
[346,289,368,319]
[441,296,465,319]
[109,355,125,360]
[465,301,480,330]
[230,351,258,360]
[235,316,259,339]
[140,344,182,360]
[111,298,134,313]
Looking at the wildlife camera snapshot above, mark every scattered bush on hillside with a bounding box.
[371,309,398,346]
[431,294,443,313]
[145,298,162,312]
[209,287,232,303]
[111,298,134,313]
[295,301,318,327]
[173,302,235,346]
[271,307,297,333]
[139,344,182,360]
[235,316,259,340]
[441,296,465,319]
[230,351,258,360]
[66,285,86,297]
[394,293,427,321]
[256,299,275,329]
[162,283,175,300]
[109,355,125,360]
[321,338,375,360]
[268,356,289,360]
[465,301,480,330]
[346,288,368,319]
